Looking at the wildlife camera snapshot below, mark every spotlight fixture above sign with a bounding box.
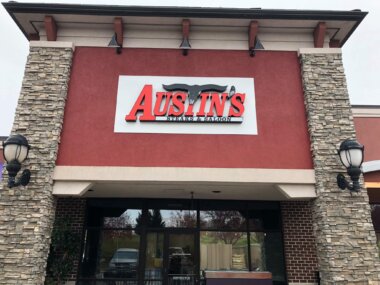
[108,17,123,54]
[248,21,258,57]
[180,19,191,56]
[108,33,122,54]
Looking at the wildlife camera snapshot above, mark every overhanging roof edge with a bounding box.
[2,2,368,21]
[2,2,368,46]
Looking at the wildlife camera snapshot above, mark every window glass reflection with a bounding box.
[101,230,140,280]
[248,218,263,231]
[200,210,245,230]
[371,204,380,231]
[168,233,195,275]
[371,205,380,255]
[200,231,248,271]
[103,209,142,229]
[145,232,164,284]
[148,210,197,228]
[249,232,265,271]
[80,200,286,284]
[247,210,281,231]
[252,232,286,283]
[80,229,140,282]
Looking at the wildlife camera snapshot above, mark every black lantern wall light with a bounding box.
[337,139,364,192]
[2,134,31,188]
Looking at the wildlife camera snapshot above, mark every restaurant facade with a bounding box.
[1,2,380,285]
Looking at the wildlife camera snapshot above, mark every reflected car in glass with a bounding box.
[104,248,139,278]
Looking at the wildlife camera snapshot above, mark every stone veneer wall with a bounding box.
[300,49,380,284]
[0,43,73,284]
[281,201,319,284]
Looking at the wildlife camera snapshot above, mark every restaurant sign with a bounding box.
[114,76,257,135]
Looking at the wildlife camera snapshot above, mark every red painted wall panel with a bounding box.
[364,172,380,182]
[355,117,380,162]
[56,48,312,169]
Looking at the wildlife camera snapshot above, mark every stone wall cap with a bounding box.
[352,105,380,118]
[30,41,75,50]
[298,48,342,55]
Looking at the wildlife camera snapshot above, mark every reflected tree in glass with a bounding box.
[168,210,197,228]
[150,210,165,228]
[135,210,166,233]
[104,211,132,228]
[202,211,245,244]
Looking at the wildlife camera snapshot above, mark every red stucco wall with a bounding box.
[355,117,380,162]
[56,48,312,169]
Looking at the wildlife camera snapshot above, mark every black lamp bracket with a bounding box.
[337,173,361,193]
[7,169,31,188]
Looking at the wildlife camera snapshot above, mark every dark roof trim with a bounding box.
[2,2,367,21]
[352,105,380,109]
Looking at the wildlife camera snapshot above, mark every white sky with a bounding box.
[0,0,379,136]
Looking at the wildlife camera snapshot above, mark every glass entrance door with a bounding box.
[144,231,196,285]
[167,233,196,285]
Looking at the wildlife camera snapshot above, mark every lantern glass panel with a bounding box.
[4,144,17,162]
[3,144,28,163]
[339,148,363,168]
[348,148,363,168]
[339,150,351,168]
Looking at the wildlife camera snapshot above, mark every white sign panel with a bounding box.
[114,76,257,135]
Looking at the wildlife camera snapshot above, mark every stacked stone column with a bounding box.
[300,49,380,284]
[0,42,73,284]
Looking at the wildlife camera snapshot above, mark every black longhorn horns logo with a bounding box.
[162,84,229,104]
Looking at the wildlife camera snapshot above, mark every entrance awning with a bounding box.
[53,166,316,200]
